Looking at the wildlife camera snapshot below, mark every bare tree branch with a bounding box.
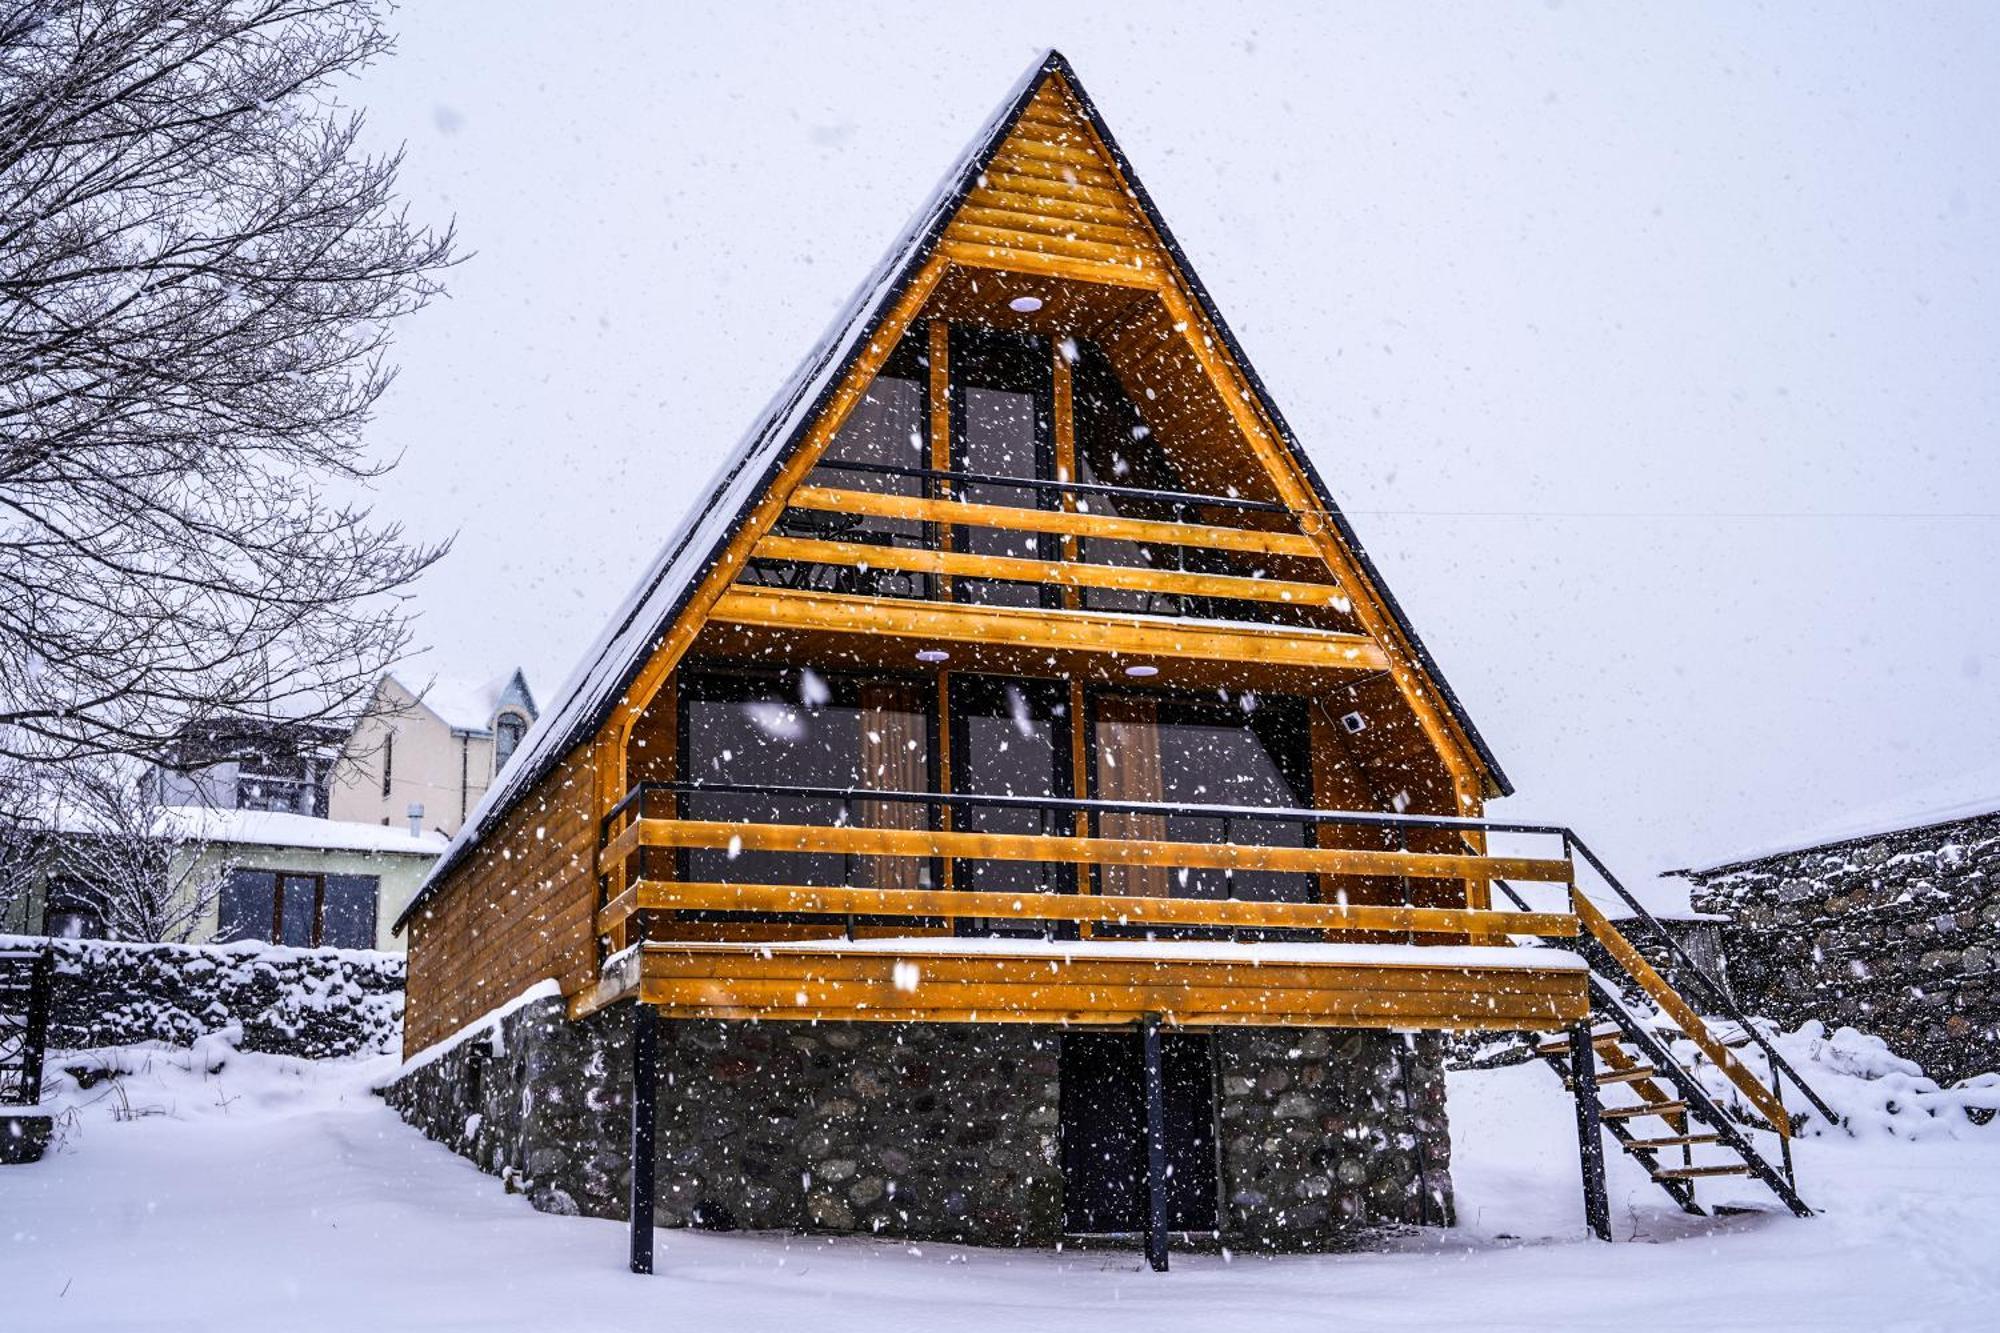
[0,0,456,778]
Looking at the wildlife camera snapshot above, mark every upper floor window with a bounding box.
[494,712,528,772]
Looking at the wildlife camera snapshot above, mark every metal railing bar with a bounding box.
[809,458,1291,515]
[654,780,1573,838]
[1561,832,1842,1129]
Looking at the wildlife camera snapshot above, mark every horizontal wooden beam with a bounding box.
[635,945,1591,1030]
[597,878,1577,939]
[786,485,1322,559]
[941,240,1159,290]
[605,817,1574,886]
[707,587,1390,674]
[752,534,1346,611]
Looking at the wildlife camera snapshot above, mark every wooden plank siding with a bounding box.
[401,740,602,1057]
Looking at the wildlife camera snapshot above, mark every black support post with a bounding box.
[629,1002,658,1275]
[1569,1023,1612,1242]
[20,948,52,1104]
[1141,1016,1170,1273]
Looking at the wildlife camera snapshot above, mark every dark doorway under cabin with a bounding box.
[1059,1031,1219,1238]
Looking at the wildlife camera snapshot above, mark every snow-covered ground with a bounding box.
[3,1031,1996,1332]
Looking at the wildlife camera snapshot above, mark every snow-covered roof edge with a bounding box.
[1668,794,2000,880]
[396,49,1511,932]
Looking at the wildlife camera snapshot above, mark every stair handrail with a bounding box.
[1558,832,1843,1131]
[1485,845,1839,1135]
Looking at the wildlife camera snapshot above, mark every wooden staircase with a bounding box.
[1488,831,1842,1236]
[1533,976,1815,1225]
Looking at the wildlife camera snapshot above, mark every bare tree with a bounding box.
[55,759,228,943]
[0,0,455,776]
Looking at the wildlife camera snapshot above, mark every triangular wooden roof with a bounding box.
[402,50,1509,927]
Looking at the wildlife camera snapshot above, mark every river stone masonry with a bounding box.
[0,933,404,1058]
[1217,1028,1453,1249]
[1682,810,2000,1085]
[385,996,1456,1252]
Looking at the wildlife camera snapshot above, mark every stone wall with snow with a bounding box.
[1,933,404,1059]
[384,992,1453,1251]
[1683,810,2000,1085]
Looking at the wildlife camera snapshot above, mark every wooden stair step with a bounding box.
[1651,1163,1751,1181]
[1600,1100,1688,1120]
[1534,1029,1624,1057]
[1621,1133,1722,1151]
[1565,1065,1660,1088]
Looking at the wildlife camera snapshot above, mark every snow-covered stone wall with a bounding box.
[1685,811,2000,1085]
[384,992,1454,1251]
[0,933,404,1059]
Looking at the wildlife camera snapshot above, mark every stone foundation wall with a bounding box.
[1,932,403,1058]
[385,997,1455,1252]
[1685,811,2000,1085]
[1218,1028,1453,1249]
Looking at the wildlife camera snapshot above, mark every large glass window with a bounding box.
[772,328,932,596]
[1090,691,1314,917]
[949,675,1073,935]
[218,870,379,949]
[951,325,1057,609]
[678,669,934,889]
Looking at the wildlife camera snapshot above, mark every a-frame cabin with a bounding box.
[390,52,1819,1270]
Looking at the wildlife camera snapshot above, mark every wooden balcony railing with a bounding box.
[596,782,1577,945]
[735,461,1353,633]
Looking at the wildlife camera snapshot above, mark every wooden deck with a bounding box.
[586,935,1591,1031]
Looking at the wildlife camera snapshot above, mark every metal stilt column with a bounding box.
[1570,1022,1612,1241]
[1142,1016,1170,1272]
[629,1002,658,1274]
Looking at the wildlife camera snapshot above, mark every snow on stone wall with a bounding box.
[0,933,404,1059]
[1685,810,2000,1085]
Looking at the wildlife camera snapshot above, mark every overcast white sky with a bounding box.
[345,3,1999,877]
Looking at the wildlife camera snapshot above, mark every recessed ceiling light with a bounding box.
[1123,664,1159,678]
[915,649,950,664]
[1008,295,1044,313]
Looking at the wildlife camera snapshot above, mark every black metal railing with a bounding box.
[1484,830,1841,1134]
[0,946,53,1109]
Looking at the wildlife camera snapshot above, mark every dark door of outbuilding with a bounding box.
[1059,1032,1219,1234]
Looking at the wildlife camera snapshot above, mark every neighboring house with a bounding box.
[1670,779,2000,1086]
[14,807,444,953]
[383,54,1814,1272]
[151,716,348,817]
[329,671,538,836]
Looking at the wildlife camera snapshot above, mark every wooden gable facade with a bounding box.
[392,55,1818,1268]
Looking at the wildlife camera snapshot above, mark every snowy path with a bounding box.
[2,1044,1996,1332]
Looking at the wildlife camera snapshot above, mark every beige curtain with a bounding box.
[1094,695,1171,898]
[860,683,925,891]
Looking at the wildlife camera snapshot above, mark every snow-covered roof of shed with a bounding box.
[396,49,1511,932]
[1669,763,2000,877]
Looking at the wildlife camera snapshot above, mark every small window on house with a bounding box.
[380,734,394,798]
[494,712,527,773]
[217,869,379,949]
[44,880,103,940]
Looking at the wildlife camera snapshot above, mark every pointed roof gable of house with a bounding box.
[402,51,1508,927]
